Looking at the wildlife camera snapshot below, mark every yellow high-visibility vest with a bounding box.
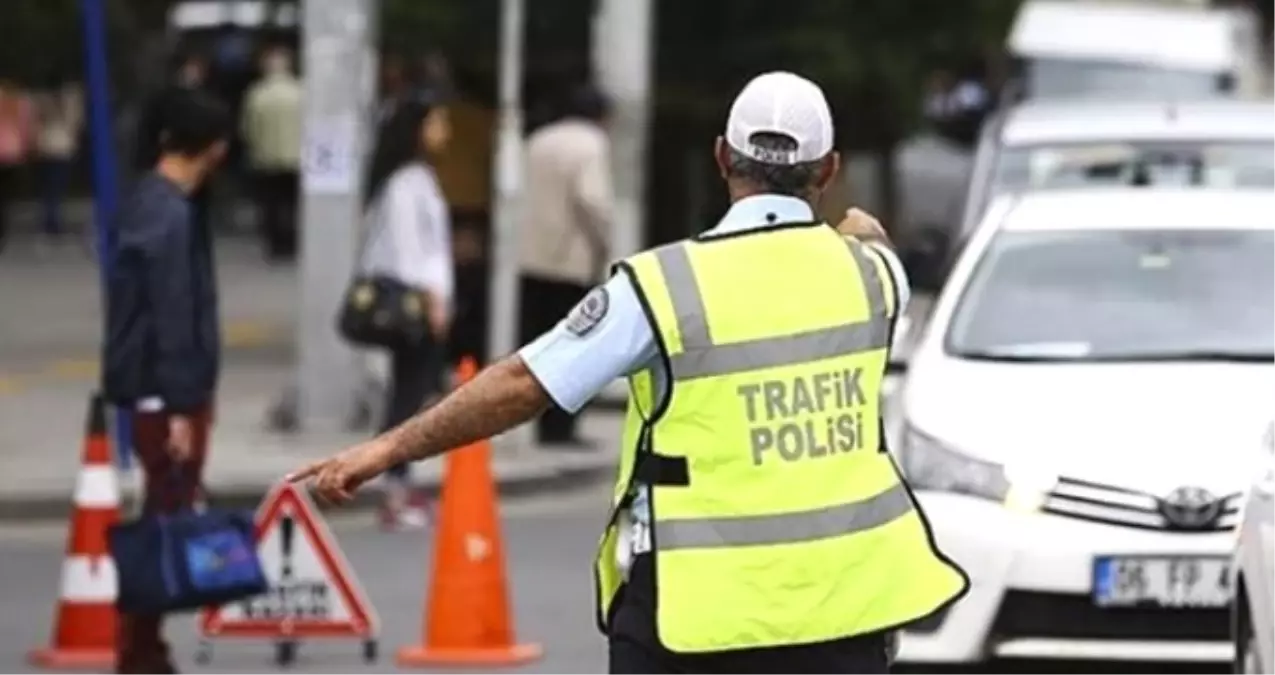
[593,222,969,653]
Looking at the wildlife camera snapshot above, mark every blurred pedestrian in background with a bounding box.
[922,64,991,147]
[102,90,231,674]
[357,89,455,530]
[517,83,613,449]
[0,78,33,253]
[32,73,83,249]
[241,44,302,262]
[375,55,413,126]
[135,49,217,233]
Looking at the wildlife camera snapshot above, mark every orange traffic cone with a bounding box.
[397,357,543,667]
[28,393,120,669]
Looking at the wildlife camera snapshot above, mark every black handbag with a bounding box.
[337,274,431,350]
[336,199,432,351]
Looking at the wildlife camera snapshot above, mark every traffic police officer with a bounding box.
[291,71,969,674]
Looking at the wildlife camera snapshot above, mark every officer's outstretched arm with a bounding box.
[384,355,551,465]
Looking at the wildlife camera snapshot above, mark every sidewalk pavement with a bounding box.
[0,234,619,521]
[0,360,622,521]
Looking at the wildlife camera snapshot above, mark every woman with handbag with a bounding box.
[344,90,454,529]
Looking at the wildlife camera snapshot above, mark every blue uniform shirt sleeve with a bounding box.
[517,273,658,413]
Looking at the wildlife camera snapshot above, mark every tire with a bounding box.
[892,663,958,673]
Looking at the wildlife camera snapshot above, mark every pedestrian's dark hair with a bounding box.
[363,89,444,209]
[724,132,824,197]
[170,46,207,74]
[159,90,231,158]
[565,83,610,122]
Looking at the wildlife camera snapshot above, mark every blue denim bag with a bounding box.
[109,492,266,614]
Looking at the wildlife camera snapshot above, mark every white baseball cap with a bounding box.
[724,71,834,166]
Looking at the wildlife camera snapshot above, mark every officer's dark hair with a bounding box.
[158,91,231,158]
[724,132,824,197]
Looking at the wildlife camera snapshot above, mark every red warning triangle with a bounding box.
[199,482,379,639]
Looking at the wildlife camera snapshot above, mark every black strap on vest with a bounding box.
[634,452,689,487]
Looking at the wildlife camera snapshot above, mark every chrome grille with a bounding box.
[1043,476,1240,532]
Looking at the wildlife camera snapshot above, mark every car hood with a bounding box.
[902,356,1274,495]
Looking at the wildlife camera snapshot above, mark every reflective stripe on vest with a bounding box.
[653,239,891,381]
[656,481,913,551]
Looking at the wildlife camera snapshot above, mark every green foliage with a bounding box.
[380,0,497,66]
[0,0,170,89]
[373,0,1022,141]
[0,0,1021,147]
[655,0,1021,143]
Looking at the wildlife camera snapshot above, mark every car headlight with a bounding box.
[898,425,1011,502]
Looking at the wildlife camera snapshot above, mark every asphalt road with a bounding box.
[1,482,1229,674]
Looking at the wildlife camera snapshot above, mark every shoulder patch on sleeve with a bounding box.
[564,286,610,337]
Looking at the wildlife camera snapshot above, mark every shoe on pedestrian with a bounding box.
[117,656,177,674]
[378,481,431,531]
[378,503,430,531]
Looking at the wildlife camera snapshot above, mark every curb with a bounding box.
[0,454,616,522]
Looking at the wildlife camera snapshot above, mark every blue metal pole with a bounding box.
[80,0,132,472]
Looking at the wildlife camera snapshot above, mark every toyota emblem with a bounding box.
[1158,486,1223,530]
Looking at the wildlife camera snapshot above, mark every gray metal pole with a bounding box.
[592,0,654,261]
[487,0,528,452]
[294,0,377,430]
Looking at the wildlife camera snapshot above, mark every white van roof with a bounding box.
[1000,99,1275,145]
[1008,0,1236,72]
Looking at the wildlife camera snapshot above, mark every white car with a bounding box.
[959,99,1275,244]
[890,188,1275,665]
[1232,423,1274,673]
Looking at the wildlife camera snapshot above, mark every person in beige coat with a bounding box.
[517,84,613,448]
[242,46,303,261]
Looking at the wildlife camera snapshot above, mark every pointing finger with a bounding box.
[285,461,325,483]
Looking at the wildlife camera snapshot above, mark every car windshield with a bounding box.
[1026,58,1226,99]
[946,228,1275,362]
[993,142,1275,195]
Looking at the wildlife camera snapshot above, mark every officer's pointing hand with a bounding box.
[836,207,891,247]
[286,439,395,505]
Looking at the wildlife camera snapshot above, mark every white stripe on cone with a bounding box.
[60,556,117,603]
[74,465,120,509]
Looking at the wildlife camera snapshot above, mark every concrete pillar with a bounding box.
[293,0,377,430]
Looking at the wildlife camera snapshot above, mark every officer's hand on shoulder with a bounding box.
[836,208,892,249]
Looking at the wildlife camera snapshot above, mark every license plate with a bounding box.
[1093,556,1232,608]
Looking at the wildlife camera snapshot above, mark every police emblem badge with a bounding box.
[564,287,610,337]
